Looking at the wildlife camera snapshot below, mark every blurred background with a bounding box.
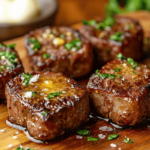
[1,0,150,41]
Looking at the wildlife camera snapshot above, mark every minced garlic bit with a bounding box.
[53,37,65,46]
[110,143,117,147]
[29,74,40,84]
[24,91,32,98]
[8,144,12,147]
[12,135,18,139]
[99,126,113,131]
[0,128,6,132]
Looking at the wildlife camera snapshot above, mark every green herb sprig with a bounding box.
[28,38,41,51]
[22,73,32,86]
[41,110,48,116]
[43,53,50,58]
[0,43,16,49]
[110,32,124,42]
[65,39,82,51]
[82,20,97,26]
[77,129,90,136]
[114,68,121,72]
[47,91,61,99]
[108,134,118,140]
[116,53,126,60]
[124,138,134,144]
[95,73,116,79]
[87,136,100,141]
[0,50,17,65]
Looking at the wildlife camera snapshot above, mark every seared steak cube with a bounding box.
[0,43,24,101]
[25,26,93,78]
[87,54,150,126]
[6,71,89,141]
[80,16,143,64]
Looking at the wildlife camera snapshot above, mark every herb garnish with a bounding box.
[118,74,122,78]
[1,65,6,68]
[43,53,50,58]
[82,20,97,26]
[108,134,118,140]
[125,25,132,30]
[110,32,124,42]
[22,73,32,86]
[96,16,115,30]
[28,38,41,51]
[116,53,125,60]
[47,91,61,99]
[0,43,16,49]
[87,136,100,141]
[114,68,121,72]
[133,72,136,74]
[31,91,38,97]
[77,129,90,136]
[127,58,138,69]
[41,110,48,116]
[16,147,23,150]
[0,69,2,72]
[65,39,82,51]
[7,66,13,69]
[60,34,65,39]
[0,50,17,65]
[124,138,134,144]
[96,73,116,79]
[95,69,99,74]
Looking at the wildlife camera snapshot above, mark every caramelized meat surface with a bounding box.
[87,55,150,126]
[6,71,89,140]
[25,26,93,78]
[80,16,143,64]
[0,44,24,101]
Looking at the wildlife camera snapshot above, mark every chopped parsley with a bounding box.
[125,25,132,30]
[41,110,48,116]
[0,43,16,49]
[0,69,2,72]
[124,138,134,144]
[60,34,65,39]
[110,32,124,42]
[28,38,41,51]
[47,91,61,99]
[133,72,136,74]
[118,74,122,78]
[96,16,115,30]
[95,69,99,74]
[109,74,116,79]
[0,50,17,65]
[96,73,115,79]
[82,20,97,26]
[22,73,32,86]
[1,65,6,68]
[7,66,13,69]
[108,134,118,140]
[77,129,90,136]
[127,58,138,69]
[43,53,50,58]
[87,136,100,141]
[114,68,121,72]
[65,39,82,51]
[31,91,38,97]
[16,147,23,150]
[116,53,125,60]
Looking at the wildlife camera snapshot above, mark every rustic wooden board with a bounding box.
[1,11,150,150]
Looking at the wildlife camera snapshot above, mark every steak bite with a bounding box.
[24,26,93,78]
[6,71,89,141]
[0,43,24,101]
[87,54,150,126]
[80,16,143,64]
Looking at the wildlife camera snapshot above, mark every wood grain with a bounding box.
[1,11,150,150]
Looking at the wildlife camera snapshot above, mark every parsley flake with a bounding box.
[108,134,118,140]
[47,91,61,99]
[116,53,125,60]
[87,136,100,141]
[0,69,2,72]
[41,110,48,116]
[65,39,82,51]
[95,69,99,74]
[109,74,116,79]
[110,32,124,42]
[43,53,50,58]
[22,73,32,86]
[114,68,121,72]
[124,137,134,144]
[16,147,23,150]
[96,73,109,79]
[77,129,90,136]
[118,74,122,78]
[28,38,41,51]
[82,20,97,26]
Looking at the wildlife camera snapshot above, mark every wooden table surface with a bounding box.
[1,11,150,150]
